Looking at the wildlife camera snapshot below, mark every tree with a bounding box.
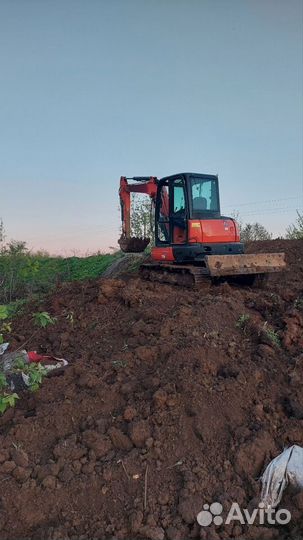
[239,222,272,242]
[286,211,303,240]
[6,240,28,255]
[0,218,5,249]
[230,212,272,241]
[131,195,154,243]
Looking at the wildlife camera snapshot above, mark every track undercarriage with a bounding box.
[139,262,267,288]
[140,251,286,288]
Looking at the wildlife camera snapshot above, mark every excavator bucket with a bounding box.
[118,235,150,253]
[205,252,286,277]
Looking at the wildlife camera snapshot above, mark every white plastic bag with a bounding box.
[0,343,9,355]
[261,445,303,508]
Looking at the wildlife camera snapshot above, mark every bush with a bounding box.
[0,239,120,303]
[286,212,303,240]
[240,223,272,242]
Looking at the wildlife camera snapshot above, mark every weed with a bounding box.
[0,393,19,414]
[12,357,48,390]
[0,305,8,320]
[6,299,28,318]
[0,358,48,414]
[236,314,250,329]
[112,360,127,368]
[0,372,8,389]
[33,311,56,328]
[25,363,48,391]
[0,304,12,344]
[263,326,281,347]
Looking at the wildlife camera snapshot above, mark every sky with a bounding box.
[0,0,302,255]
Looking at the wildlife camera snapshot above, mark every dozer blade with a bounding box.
[118,236,150,253]
[205,252,286,277]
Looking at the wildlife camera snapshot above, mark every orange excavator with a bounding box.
[118,173,286,286]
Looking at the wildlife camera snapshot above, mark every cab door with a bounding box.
[155,179,170,245]
[155,176,188,246]
[170,177,187,244]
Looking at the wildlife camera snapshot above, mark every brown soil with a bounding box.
[1,239,303,540]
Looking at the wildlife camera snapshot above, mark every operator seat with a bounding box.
[193,196,207,211]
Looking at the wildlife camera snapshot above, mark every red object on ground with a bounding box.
[28,351,52,362]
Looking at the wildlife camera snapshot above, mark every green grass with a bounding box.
[34,253,120,281]
[0,252,121,303]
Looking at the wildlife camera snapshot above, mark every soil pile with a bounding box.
[0,239,303,540]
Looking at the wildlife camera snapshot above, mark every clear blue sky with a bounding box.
[0,0,302,254]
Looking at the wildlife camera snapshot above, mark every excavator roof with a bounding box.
[125,173,218,183]
[160,172,218,181]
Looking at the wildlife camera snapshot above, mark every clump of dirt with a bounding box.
[0,240,302,540]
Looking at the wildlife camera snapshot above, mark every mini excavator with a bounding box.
[118,173,286,286]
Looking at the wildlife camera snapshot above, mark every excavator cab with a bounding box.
[152,173,244,264]
[118,173,286,286]
[155,173,222,246]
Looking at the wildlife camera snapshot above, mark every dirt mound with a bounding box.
[0,240,303,540]
[102,253,146,278]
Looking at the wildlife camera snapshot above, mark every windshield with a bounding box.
[190,176,220,215]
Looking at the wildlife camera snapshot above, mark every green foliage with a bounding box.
[13,356,27,370]
[33,311,56,328]
[0,305,11,345]
[0,218,6,248]
[236,313,250,329]
[0,372,8,389]
[0,393,19,413]
[5,299,28,318]
[0,359,48,414]
[1,322,12,334]
[0,305,8,320]
[0,240,40,303]
[286,211,303,240]
[0,220,120,304]
[0,243,120,303]
[25,363,48,391]
[131,195,154,243]
[12,359,47,392]
[264,327,281,347]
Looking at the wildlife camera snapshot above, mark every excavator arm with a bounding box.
[118,176,158,252]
